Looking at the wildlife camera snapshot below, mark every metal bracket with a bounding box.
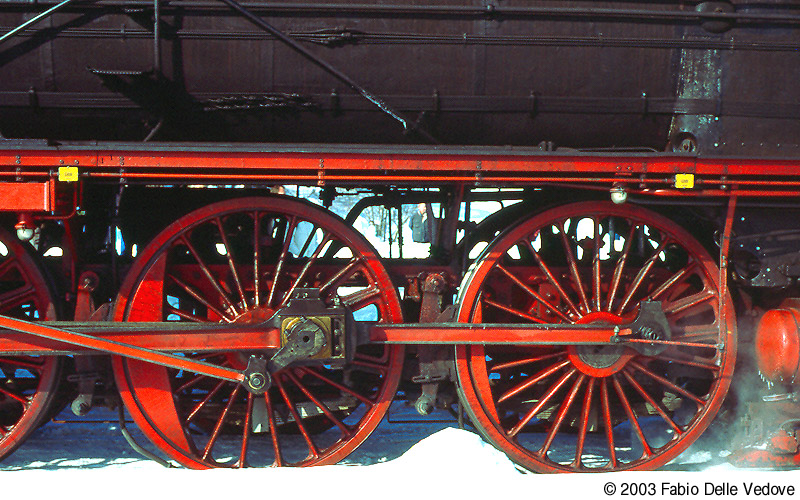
[243,356,270,394]
[270,288,352,370]
[624,300,672,356]
[67,369,103,415]
[268,320,328,373]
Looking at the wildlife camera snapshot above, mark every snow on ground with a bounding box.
[2,403,799,500]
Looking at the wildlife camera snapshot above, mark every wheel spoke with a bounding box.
[201,385,240,461]
[179,235,238,316]
[318,257,362,295]
[592,217,602,312]
[280,231,333,308]
[0,357,44,371]
[264,392,283,466]
[340,284,382,312]
[0,256,20,280]
[607,224,638,312]
[237,393,254,468]
[168,274,234,322]
[274,375,319,460]
[483,297,547,323]
[615,238,669,315]
[213,217,248,311]
[0,285,37,314]
[644,351,721,372]
[539,374,585,456]
[166,305,210,323]
[497,358,571,404]
[525,237,581,318]
[628,360,706,407]
[622,369,683,436]
[285,369,352,436]
[644,262,697,303]
[267,215,298,308]
[663,290,716,317]
[611,374,651,459]
[496,263,572,323]
[175,373,208,393]
[253,211,261,307]
[295,366,375,407]
[600,378,617,468]
[507,368,577,438]
[0,385,28,405]
[350,358,388,374]
[559,222,591,314]
[672,325,720,343]
[573,377,596,469]
[185,379,227,424]
[491,352,564,371]
[295,222,321,259]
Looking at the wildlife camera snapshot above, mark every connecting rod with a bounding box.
[0,300,685,389]
[0,314,247,383]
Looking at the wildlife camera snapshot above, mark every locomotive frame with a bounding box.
[0,142,792,471]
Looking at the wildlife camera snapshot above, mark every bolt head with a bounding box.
[16,227,34,241]
[610,187,627,205]
[248,373,266,389]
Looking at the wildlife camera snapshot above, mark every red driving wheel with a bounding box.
[0,226,61,461]
[112,197,403,468]
[455,202,735,472]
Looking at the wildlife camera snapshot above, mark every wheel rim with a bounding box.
[454,201,735,472]
[0,226,60,461]
[112,197,403,468]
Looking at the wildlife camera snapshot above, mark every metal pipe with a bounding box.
[0,0,81,45]
[5,1,800,25]
[117,404,174,467]
[718,195,737,346]
[153,0,161,73]
[4,27,799,52]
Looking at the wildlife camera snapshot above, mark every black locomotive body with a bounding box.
[1,1,799,153]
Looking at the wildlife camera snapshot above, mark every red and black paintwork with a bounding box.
[1,0,800,472]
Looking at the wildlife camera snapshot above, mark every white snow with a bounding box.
[3,404,800,500]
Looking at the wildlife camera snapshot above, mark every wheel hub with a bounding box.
[575,343,627,369]
[567,311,634,376]
[233,306,276,323]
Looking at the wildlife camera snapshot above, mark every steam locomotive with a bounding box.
[0,0,799,471]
